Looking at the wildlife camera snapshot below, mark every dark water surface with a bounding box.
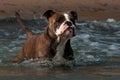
[0,18,120,80]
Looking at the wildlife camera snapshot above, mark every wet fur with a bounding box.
[11,10,77,63]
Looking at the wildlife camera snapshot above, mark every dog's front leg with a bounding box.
[53,42,66,63]
[53,52,65,61]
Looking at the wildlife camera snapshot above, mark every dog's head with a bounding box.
[43,10,77,41]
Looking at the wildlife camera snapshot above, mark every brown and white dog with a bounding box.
[11,10,77,63]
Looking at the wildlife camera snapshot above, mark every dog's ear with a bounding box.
[43,10,55,20]
[70,11,78,20]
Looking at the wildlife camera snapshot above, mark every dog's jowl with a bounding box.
[11,10,77,63]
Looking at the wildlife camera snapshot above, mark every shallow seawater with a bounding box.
[0,18,120,80]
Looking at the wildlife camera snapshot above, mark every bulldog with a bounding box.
[11,10,77,63]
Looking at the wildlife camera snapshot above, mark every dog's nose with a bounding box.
[65,21,72,26]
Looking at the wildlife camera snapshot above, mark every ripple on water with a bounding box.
[0,19,120,67]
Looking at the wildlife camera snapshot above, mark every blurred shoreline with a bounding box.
[0,0,120,21]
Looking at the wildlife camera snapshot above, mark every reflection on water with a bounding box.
[0,18,120,80]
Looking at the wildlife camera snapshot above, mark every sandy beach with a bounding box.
[0,0,120,21]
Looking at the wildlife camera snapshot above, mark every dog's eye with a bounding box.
[70,18,75,24]
[56,17,65,23]
[56,18,63,23]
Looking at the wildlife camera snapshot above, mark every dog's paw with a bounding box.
[53,55,67,64]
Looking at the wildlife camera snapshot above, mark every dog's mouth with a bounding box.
[60,25,75,37]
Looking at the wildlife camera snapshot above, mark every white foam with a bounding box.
[109,45,118,50]
[90,42,99,46]
[80,34,90,39]
[106,18,116,22]
[18,34,26,39]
